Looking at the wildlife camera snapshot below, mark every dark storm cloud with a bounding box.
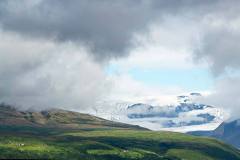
[189,0,240,75]
[0,0,229,61]
[0,0,154,60]
[195,28,240,75]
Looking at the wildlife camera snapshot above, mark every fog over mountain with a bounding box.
[0,0,240,122]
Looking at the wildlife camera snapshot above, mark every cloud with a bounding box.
[0,0,240,118]
[195,77,240,121]
[0,31,109,110]
[106,73,184,106]
[108,19,207,71]
[0,0,234,61]
[0,0,156,61]
[187,1,240,120]
[194,24,240,76]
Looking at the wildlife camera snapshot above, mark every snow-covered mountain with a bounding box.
[90,93,227,132]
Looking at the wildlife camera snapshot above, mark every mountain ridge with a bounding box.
[189,119,240,148]
[0,103,146,131]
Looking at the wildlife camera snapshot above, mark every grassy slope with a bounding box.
[0,105,239,160]
[0,127,240,160]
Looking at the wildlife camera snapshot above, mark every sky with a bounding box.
[0,0,240,120]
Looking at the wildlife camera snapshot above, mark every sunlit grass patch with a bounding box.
[0,136,58,152]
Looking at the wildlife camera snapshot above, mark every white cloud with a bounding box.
[106,73,184,106]
[196,77,240,121]
[109,17,209,73]
[0,31,110,110]
[104,20,210,106]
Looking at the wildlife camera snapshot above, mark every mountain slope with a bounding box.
[0,104,240,160]
[0,104,145,131]
[189,119,240,148]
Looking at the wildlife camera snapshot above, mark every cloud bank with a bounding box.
[0,0,240,119]
[0,0,156,61]
[0,31,109,110]
[0,0,235,61]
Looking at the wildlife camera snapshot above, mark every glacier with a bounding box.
[89,93,228,132]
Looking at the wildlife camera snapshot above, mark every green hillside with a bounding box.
[0,105,240,160]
